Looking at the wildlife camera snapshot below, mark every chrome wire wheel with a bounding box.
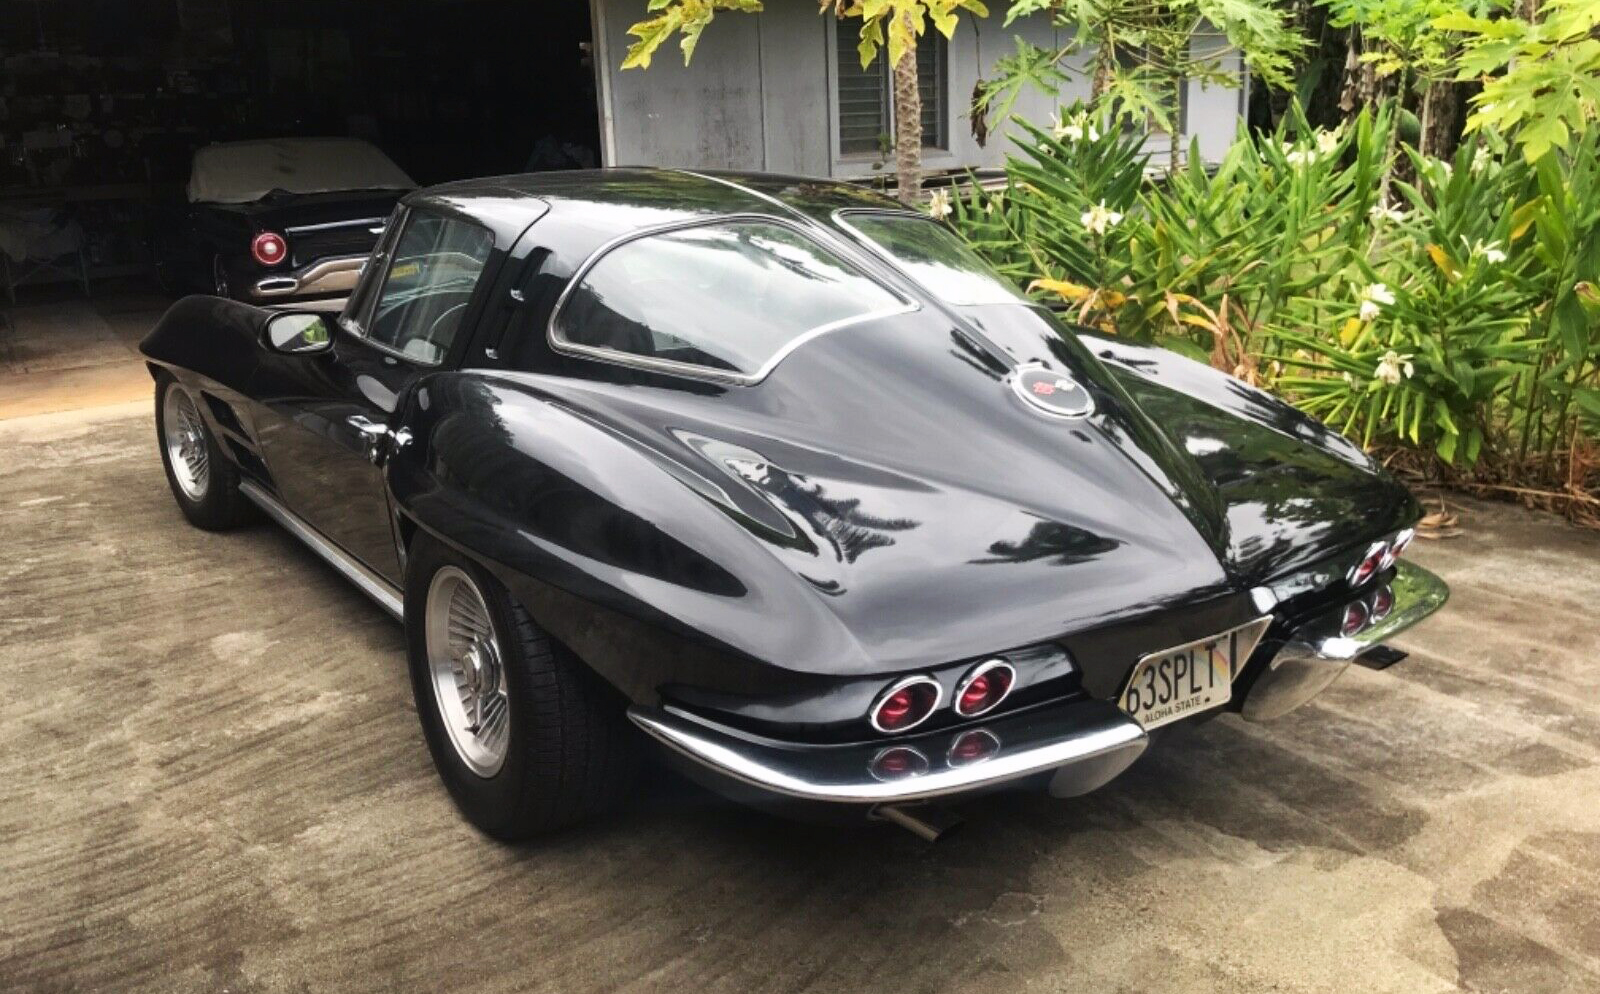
[425,567,510,777]
[162,382,210,501]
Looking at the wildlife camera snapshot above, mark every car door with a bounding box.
[251,206,499,584]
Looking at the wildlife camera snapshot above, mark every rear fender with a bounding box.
[383,372,871,709]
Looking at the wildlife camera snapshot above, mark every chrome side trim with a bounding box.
[285,216,390,235]
[238,481,404,620]
[252,255,367,299]
[629,699,1148,805]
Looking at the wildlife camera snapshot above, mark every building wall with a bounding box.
[590,0,1244,176]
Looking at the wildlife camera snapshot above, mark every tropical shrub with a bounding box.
[947,102,1600,511]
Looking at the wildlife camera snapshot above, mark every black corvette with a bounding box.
[140,169,1448,840]
[156,137,414,303]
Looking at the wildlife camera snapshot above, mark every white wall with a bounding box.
[590,0,1245,176]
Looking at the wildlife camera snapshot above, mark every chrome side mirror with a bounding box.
[264,312,333,355]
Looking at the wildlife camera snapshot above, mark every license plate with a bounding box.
[1119,618,1272,730]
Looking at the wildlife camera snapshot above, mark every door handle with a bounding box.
[346,415,411,465]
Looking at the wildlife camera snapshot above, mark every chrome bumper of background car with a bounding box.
[1241,560,1448,721]
[629,697,1148,805]
[251,255,365,299]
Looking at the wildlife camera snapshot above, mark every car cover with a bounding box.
[187,137,415,204]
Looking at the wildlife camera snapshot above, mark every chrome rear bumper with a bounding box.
[629,697,1147,805]
[1241,560,1448,721]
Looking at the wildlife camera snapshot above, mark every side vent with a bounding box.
[202,393,247,438]
[226,438,272,486]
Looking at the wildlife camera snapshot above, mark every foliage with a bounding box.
[1434,0,1600,163]
[949,100,1600,502]
[622,0,987,71]
[979,0,1303,145]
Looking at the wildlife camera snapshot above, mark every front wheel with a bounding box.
[155,374,254,530]
[404,536,638,839]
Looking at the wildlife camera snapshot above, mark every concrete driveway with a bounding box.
[2,402,1597,994]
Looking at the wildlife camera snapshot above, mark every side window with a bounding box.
[367,212,495,364]
[552,220,907,379]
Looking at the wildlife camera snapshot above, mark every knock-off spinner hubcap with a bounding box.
[425,567,510,777]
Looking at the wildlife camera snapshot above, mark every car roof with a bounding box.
[402,168,907,250]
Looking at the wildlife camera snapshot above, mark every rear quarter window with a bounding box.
[550,219,910,381]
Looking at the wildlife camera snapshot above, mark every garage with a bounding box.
[0,0,598,416]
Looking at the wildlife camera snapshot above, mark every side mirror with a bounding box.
[264,312,333,355]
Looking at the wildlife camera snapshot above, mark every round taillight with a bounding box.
[251,231,288,267]
[1369,585,1395,622]
[1348,540,1389,587]
[869,745,929,781]
[869,675,941,734]
[1341,601,1369,637]
[953,659,1016,718]
[1380,527,1414,570]
[947,729,1001,767]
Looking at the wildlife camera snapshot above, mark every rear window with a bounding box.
[551,219,909,380]
[838,211,1023,307]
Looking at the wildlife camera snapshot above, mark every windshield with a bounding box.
[187,138,415,205]
[838,211,1024,307]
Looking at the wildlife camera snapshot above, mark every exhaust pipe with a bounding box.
[872,803,963,842]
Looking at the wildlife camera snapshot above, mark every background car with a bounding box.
[139,169,1448,842]
[155,137,414,303]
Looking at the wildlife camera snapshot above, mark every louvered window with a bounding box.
[835,18,946,155]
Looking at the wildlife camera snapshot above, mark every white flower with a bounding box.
[1282,141,1318,167]
[1081,200,1123,236]
[927,188,953,220]
[1357,282,1395,322]
[1342,371,1355,385]
[1375,350,1414,386]
[1052,110,1099,143]
[1464,237,1507,264]
[1315,128,1342,156]
[1470,146,1494,174]
[1369,202,1407,224]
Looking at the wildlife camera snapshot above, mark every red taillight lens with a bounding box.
[1380,528,1414,570]
[954,660,1015,717]
[869,745,929,780]
[1369,585,1395,622]
[1341,601,1369,637]
[251,231,288,267]
[947,729,1001,767]
[869,676,940,733]
[1348,541,1389,587]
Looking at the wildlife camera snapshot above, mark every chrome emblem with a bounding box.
[1011,363,1094,419]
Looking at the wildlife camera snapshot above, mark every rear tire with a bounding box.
[155,373,254,531]
[404,535,638,839]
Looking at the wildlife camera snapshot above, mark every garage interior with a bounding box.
[0,0,599,419]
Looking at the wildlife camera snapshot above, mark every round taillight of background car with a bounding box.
[953,659,1015,718]
[252,231,288,267]
[869,675,941,733]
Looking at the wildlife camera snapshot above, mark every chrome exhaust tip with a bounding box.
[871,803,963,842]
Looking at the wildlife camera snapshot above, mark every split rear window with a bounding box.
[551,219,909,380]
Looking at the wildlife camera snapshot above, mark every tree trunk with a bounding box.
[892,11,922,205]
[1420,78,1460,159]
